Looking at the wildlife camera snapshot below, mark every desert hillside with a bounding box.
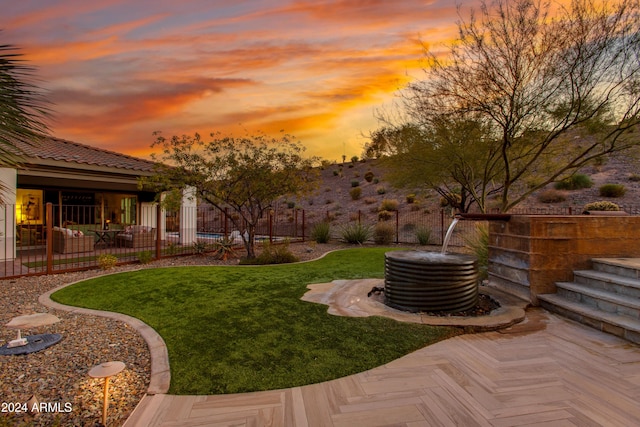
[285,149,640,224]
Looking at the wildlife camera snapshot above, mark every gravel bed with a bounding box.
[0,242,349,426]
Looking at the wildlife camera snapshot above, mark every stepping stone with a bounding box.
[5,313,60,329]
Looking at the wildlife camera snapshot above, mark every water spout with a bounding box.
[441,217,459,254]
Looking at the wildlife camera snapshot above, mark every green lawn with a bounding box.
[51,247,461,395]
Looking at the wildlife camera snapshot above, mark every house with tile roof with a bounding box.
[0,137,179,260]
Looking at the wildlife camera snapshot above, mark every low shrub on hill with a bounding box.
[537,189,566,203]
[554,173,593,190]
[599,183,626,198]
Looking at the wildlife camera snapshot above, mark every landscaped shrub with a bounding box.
[138,250,154,264]
[373,223,395,244]
[583,201,620,211]
[439,193,462,208]
[376,186,386,195]
[351,180,360,187]
[340,223,372,244]
[415,227,431,245]
[599,183,626,198]
[364,171,374,182]
[379,199,399,211]
[406,194,416,204]
[245,241,299,265]
[377,210,393,221]
[98,254,118,270]
[310,221,331,243]
[554,173,593,190]
[537,189,566,203]
[349,187,362,200]
[464,224,489,281]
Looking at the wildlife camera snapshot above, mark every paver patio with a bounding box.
[122,302,640,426]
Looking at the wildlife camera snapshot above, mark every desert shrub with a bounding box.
[599,183,626,198]
[379,198,399,211]
[583,201,620,211]
[340,223,372,244]
[138,250,154,264]
[333,170,340,176]
[376,186,386,195]
[325,198,334,204]
[464,223,489,281]
[310,221,331,243]
[554,173,593,190]
[440,193,462,208]
[192,241,209,255]
[363,197,377,205]
[402,223,416,231]
[373,178,379,184]
[351,155,359,163]
[377,210,393,221]
[415,227,431,245]
[406,194,416,204]
[244,241,299,265]
[351,180,360,187]
[537,189,566,203]
[98,254,118,270]
[165,242,178,255]
[629,173,640,182]
[364,171,374,182]
[287,201,295,208]
[373,223,395,244]
[349,187,362,200]
[410,203,422,212]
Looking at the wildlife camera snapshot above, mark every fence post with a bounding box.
[301,209,305,242]
[269,210,273,243]
[46,203,53,275]
[156,203,162,259]
[395,210,399,244]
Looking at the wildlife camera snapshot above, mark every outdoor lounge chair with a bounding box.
[52,227,94,254]
[115,225,156,248]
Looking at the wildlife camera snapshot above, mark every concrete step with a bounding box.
[573,269,640,299]
[592,258,640,280]
[538,293,640,344]
[555,282,640,319]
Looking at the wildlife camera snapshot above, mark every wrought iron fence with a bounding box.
[1,201,638,279]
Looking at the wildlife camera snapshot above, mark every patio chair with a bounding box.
[115,225,156,248]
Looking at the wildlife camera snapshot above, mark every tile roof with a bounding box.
[16,136,158,173]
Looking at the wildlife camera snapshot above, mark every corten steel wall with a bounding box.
[489,215,640,304]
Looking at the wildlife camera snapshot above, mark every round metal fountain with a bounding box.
[384,251,479,313]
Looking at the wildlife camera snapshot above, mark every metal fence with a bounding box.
[2,201,638,279]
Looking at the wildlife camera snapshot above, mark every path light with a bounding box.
[88,361,125,426]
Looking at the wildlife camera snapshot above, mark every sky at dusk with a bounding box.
[2,0,483,161]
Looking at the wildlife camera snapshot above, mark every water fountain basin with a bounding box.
[384,251,479,313]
